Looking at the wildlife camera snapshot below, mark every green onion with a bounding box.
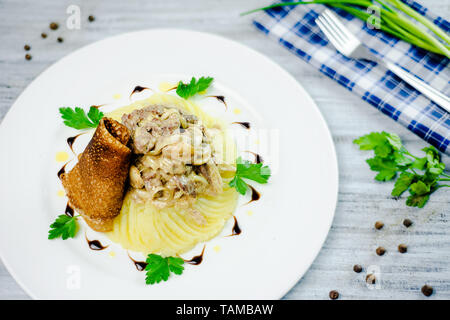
[389,0,450,45]
[242,0,450,58]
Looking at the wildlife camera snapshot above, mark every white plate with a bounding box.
[0,29,338,299]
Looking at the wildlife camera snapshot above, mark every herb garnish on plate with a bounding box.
[59,106,104,130]
[229,157,271,195]
[48,215,78,240]
[145,254,185,284]
[176,76,214,99]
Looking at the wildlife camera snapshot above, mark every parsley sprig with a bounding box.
[145,254,184,285]
[229,157,271,195]
[59,106,104,130]
[354,131,450,208]
[176,76,213,99]
[48,215,78,240]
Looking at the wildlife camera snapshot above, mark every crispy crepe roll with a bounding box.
[61,118,131,232]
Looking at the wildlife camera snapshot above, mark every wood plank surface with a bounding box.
[0,0,448,300]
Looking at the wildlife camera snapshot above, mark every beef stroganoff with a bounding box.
[106,93,239,256]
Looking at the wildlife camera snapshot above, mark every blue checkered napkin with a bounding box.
[253,0,450,154]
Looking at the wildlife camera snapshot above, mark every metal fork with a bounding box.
[316,9,450,112]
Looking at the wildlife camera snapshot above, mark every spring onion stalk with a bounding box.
[332,4,444,54]
[377,5,450,54]
[380,15,440,53]
[241,0,372,16]
[389,0,450,45]
[330,3,404,40]
[241,0,450,58]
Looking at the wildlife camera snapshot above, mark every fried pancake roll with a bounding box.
[61,118,131,232]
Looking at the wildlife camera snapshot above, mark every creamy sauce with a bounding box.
[213,245,221,253]
[57,189,65,197]
[233,108,241,115]
[112,93,122,100]
[158,82,177,92]
[55,151,69,162]
[247,210,254,216]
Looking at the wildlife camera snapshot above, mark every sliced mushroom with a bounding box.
[129,165,144,189]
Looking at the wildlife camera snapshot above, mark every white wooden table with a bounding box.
[1,0,449,300]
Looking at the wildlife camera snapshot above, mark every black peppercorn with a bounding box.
[376,246,386,256]
[421,285,433,297]
[41,33,47,39]
[398,244,407,253]
[366,274,376,284]
[403,219,413,228]
[24,44,31,51]
[25,54,32,60]
[88,15,95,22]
[353,264,363,273]
[57,37,64,43]
[375,221,384,230]
[329,290,339,300]
[50,22,59,30]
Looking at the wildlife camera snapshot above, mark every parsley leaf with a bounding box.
[385,133,403,151]
[366,157,398,181]
[59,106,104,129]
[229,157,271,195]
[48,215,78,240]
[229,175,249,195]
[355,131,450,208]
[353,132,387,151]
[410,180,431,195]
[411,157,427,170]
[176,77,213,99]
[406,192,430,208]
[145,254,184,285]
[391,172,415,197]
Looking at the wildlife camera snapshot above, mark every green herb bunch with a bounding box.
[354,131,450,208]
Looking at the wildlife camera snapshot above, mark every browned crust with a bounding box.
[61,117,131,232]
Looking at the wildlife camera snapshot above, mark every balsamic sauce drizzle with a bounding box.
[127,252,148,271]
[244,150,263,164]
[85,233,108,251]
[67,133,86,154]
[57,162,69,179]
[165,85,178,92]
[183,245,206,265]
[90,104,105,109]
[206,95,227,109]
[228,216,242,237]
[130,85,151,98]
[65,203,74,217]
[232,122,251,129]
[244,185,261,205]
